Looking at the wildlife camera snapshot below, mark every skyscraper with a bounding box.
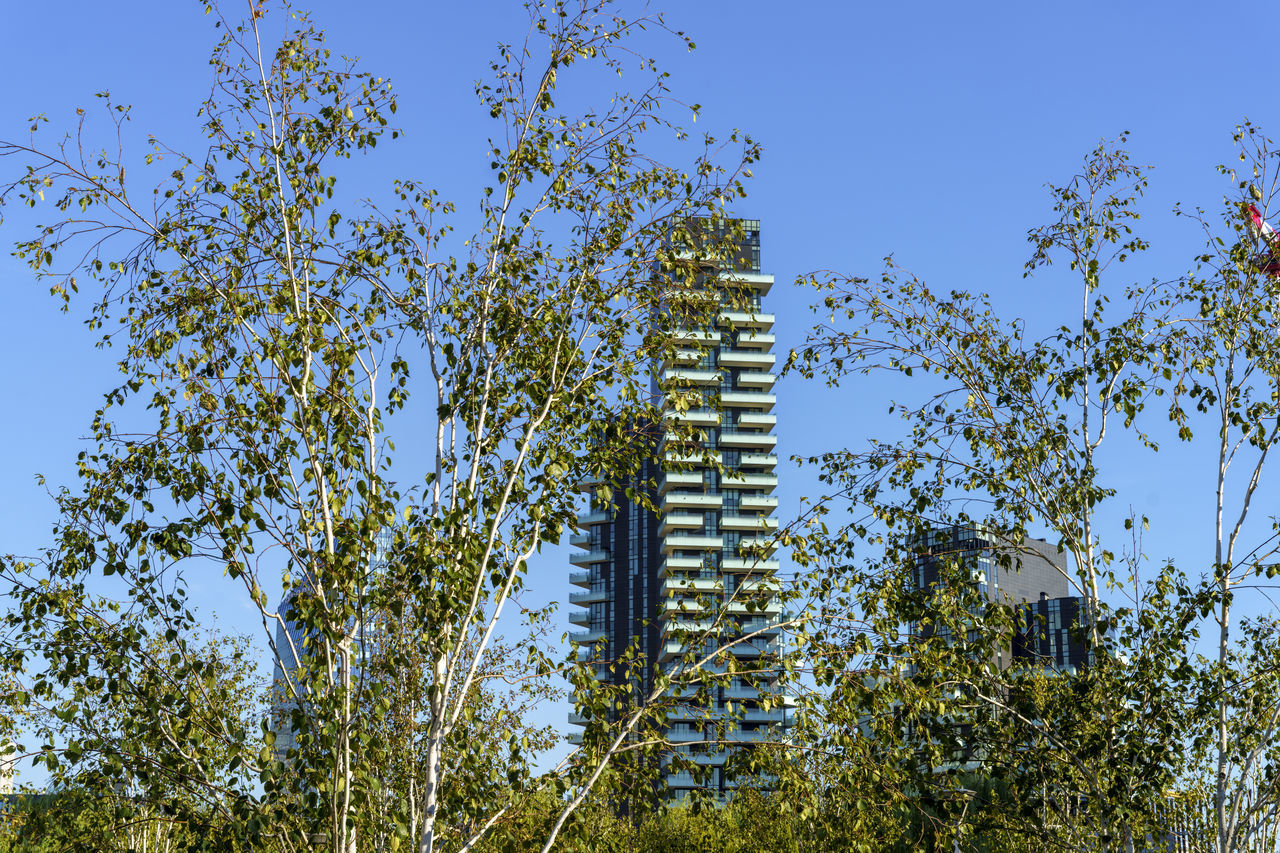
[568,219,789,799]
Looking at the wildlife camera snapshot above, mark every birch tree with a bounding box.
[0,1,759,851]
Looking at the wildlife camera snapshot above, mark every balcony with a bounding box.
[669,329,721,347]
[569,550,610,566]
[660,577,723,596]
[569,532,590,548]
[569,630,607,645]
[720,391,775,412]
[740,495,778,511]
[718,430,777,450]
[660,348,705,369]
[568,610,589,626]
[735,371,776,389]
[736,331,775,350]
[662,368,719,386]
[658,513,704,536]
[663,598,708,614]
[569,589,610,606]
[738,536,779,555]
[722,557,781,573]
[740,453,778,469]
[717,310,775,330]
[570,570,592,588]
[726,599,782,616]
[720,515,777,533]
[663,408,720,428]
[738,412,776,429]
[662,534,724,553]
[717,350,775,369]
[719,473,778,492]
[660,557,711,575]
[660,471,704,493]
[661,492,722,512]
[576,510,608,527]
[717,271,774,295]
[739,577,782,593]
[663,449,719,467]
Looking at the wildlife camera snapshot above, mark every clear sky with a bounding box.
[3,0,1279,777]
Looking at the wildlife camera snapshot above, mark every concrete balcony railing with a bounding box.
[720,391,776,412]
[740,495,778,511]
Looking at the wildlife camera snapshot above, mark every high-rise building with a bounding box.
[568,219,790,799]
[908,525,1089,672]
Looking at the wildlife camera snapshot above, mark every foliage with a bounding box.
[784,131,1280,852]
[0,1,757,852]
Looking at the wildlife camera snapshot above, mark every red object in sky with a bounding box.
[1247,203,1280,276]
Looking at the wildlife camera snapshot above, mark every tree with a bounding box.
[0,2,759,851]
[1170,120,1280,853]
[783,133,1280,851]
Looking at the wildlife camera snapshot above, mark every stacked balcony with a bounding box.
[567,223,788,796]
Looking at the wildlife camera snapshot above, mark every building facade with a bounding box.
[909,525,1089,671]
[568,219,790,798]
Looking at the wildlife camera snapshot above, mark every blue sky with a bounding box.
[3,0,1280,776]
